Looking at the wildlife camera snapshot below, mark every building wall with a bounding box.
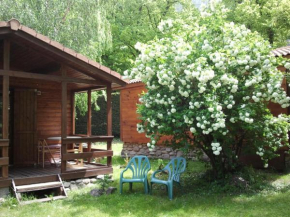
[120,82,149,144]
[37,88,72,140]
[10,77,72,140]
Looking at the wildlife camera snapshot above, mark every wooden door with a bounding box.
[13,89,37,165]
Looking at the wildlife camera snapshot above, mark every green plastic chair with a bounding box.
[120,155,151,194]
[150,157,186,200]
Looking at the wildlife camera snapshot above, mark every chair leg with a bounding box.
[144,181,148,194]
[168,184,173,200]
[129,183,133,191]
[120,182,123,194]
[150,182,153,195]
[147,180,150,193]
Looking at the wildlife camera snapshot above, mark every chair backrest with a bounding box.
[164,157,186,182]
[126,156,151,179]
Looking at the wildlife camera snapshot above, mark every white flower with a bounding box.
[190,127,196,133]
[208,107,214,112]
[213,151,220,155]
[211,142,220,147]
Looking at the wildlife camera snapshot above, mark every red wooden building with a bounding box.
[0,19,127,191]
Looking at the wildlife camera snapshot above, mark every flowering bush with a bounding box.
[125,4,290,178]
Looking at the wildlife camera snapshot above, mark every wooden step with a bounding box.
[16,181,62,193]
[14,175,59,186]
[12,174,67,204]
[20,195,67,205]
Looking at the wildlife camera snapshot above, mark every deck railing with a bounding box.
[61,136,114,173]
[0,139,9,179]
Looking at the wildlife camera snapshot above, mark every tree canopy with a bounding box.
[0,0,112,61]
[223,0,290,47]
[101,0,198,73]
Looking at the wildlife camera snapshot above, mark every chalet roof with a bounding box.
[0,19,127,88]
[272,46,290,57]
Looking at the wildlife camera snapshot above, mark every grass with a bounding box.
[1,141,290,217]
[92,138,123,156]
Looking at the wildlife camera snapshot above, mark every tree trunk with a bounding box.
[267,28,274,45]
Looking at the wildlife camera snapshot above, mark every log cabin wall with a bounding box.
[1,77,73,164]
[9,77,72,140]
[267,59,290,116]
[120,82,149,144]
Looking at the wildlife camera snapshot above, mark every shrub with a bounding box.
[125,3,290,178]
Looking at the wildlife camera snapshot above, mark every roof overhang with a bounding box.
[0,19,128,88]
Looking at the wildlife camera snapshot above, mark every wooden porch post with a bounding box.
[61,67,67,173]
[1,40,10,178]
[106,84,112,167]
[71,91,75,135]
[87,90,92,162]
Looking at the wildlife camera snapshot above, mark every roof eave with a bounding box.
[0,19,128,86]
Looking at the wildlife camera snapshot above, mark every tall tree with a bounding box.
[0,0,112,61]
[223,0,290,47]
[101,0,198,74]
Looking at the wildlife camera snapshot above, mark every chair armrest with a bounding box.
[120,167,129,179]
[151,169,163,179]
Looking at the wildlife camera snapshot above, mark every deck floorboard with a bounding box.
[9,163,109,179]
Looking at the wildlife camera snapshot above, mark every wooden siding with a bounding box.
[6,78,72,165]
[120,82,150,144]
[37,88,72,140]
[8,77,72,139]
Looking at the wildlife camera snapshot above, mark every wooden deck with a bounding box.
[0,163,113,188]
[9,166,60,179]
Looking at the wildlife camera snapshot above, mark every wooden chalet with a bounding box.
[0,19,127,191]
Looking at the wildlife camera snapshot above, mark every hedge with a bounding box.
[75,93,120,137]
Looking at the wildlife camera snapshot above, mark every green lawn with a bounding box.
[92,138,123,156]
[1,140,290,217]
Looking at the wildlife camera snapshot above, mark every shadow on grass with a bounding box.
[56,158,290,217]
[53,182,290,217]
